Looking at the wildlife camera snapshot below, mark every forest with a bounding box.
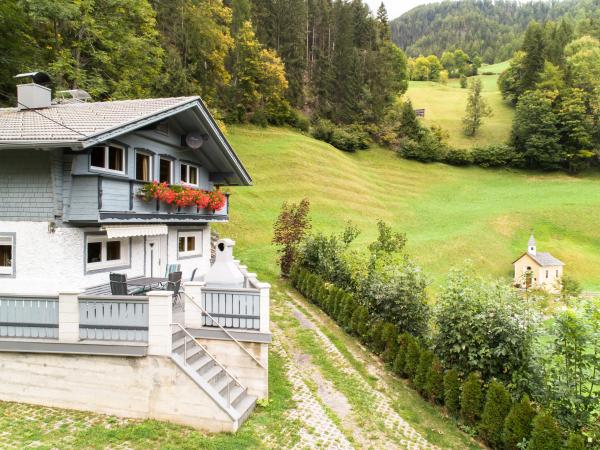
[391,0,600,63]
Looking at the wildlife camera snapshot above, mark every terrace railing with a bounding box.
[201,288,261,330]
[0,294,59,339]
[78,295,149,342]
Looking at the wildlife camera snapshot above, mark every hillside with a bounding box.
[405,72,513,148]
[219,126,600,290]
[390,0,596,62]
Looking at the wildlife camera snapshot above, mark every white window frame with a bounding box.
[85,235,130,272]
[159,157,173,184]
[135,150,153,182]
[177,230,203,259]
[0,235,14,276]
[90,144,126,175]
[180,162,199,186]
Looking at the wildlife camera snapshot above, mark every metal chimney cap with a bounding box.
[14,72,52,86]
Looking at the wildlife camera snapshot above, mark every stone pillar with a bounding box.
[256,282,271,334]
[147,290,173,356]
[183,281,205,329]
[58,291,82,343]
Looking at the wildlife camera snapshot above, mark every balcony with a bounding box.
[67,174,229,224]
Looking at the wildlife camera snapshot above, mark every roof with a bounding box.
[0,96,252,186]
[513,251,565,267]
[0,97,197,144]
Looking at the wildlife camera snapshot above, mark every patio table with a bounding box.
[128,277,168,292]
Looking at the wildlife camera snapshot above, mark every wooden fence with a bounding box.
[201,288,260,330]
[79,296,149,342]
[0,295,59,338]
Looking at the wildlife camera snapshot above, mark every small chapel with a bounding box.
[513,234,564,294]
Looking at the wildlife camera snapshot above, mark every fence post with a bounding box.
[183,281,205,329]
[256,282,271,333]
[147,290,173,356]
[58,291,83,343]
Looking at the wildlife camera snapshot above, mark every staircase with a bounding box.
[171,325,257,429]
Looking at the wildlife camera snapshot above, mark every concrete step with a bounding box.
[173,339,203,361]
[226,385,246,408]
[213,374,234,395]
[235,394,257,427]
[172,329,186,342]
[189,353,213,373]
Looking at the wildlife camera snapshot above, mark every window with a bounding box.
[135,152,152,181]
[90,145,125,173]
[177,230,202,258]
[0,235,14,276]
[180,163,199,185]
[86,235,129,272]
[159,157,172,184]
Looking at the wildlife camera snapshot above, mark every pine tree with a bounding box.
[564,433,586,450]
[528,412,563,450]
[503,395,536,450]
[443,369,461,417]
[462,77,492,136]
[520,21,546,93]
[405,338,421,380]
[376,2,390,41]
[414,349,434,394]
[393,333,410,376]
[426,357,445,403]
[460,372,483,426]
[478,380,512,447]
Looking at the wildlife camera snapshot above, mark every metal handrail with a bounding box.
[171,322,244,407]
[180,289,266,370]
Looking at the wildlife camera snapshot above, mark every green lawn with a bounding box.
[480,60,511,74]
[406,74,514,149]
[219,125,600,291]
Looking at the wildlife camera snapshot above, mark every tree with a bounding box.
[272,198,311,276]
[520,21,546,93]
[503,395,536,450]
[376,2,390,42]
[511,90,563,169]
[444,369,461,417]
[460,372,483,426]
[462,77,492,136]
[426,357,445,403]
[478,380,512,447]
[529,412,563,450]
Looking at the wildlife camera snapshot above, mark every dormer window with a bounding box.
[90,145,125,173]
[180,163,199,186]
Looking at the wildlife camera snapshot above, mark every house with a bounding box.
[513,234,564,294]
[0,73,270,432]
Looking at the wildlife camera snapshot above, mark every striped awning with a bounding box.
[103,224,168,239]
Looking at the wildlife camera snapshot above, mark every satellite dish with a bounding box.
[185,131,208,149]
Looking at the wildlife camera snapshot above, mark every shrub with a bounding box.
[381,322,399,362]
[339,293,356,328]
[308,274,321,302]
[289,264,300,286]
[503,395,536,450]
[443,147,473,166]
[529,412,563,450]
[398,129,446,163]
[444,369,461,417]
[564,433,586,450]
[434,268,538,382]
[299,270,310,295]
[311,119,370,152]
[414,349,434,394]
[289,109,310,132]
[405,338,422,380]
[471,144,522,168]
[317,284,330,307]
[460,75,468,88]
[479,380,512,447]
[369,320,386,353]
[393,333,410,377]
[350,305,369,339]
[273,198,311,276]
[460,372,483,426]
[332,289,345,319]
[426,357,445,403]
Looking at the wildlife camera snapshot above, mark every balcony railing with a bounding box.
[0,295,59,339]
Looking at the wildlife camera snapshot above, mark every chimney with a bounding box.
[204,239,245,288]
[14,72,52,110]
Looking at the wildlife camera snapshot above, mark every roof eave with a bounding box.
[0,141,83,150]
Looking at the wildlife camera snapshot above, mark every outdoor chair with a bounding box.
[167,271,183,311]
[109,273,128,295]
[165,263,181,278]
[190,268,197,281]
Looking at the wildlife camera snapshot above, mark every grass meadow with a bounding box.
[219,126,600,291]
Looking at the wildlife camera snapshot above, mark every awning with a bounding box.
[103,224,168,239]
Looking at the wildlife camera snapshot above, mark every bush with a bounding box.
[426,357,445,403]
[369,320,386,353]
[317,284,329,307]
[332,289,345,320]
[460,372,483,426]
[564,433,586,450]
[339,293,356,328]
[289,265,301,286]
[311,119,370,152]
[350,305,370,339]
[444,369,461,417]
[529,412,563,450]
[479,380,512,447]
[398,128,446,163]
[289,109,310,132]
[503,395,536,450]
[393,333,411,377]
[443,147,473,166]
[405,338,422,380]
[460,75,468,88]
[471,144,522,168]
[381,323,399,362]
[414,349,434,394]
[434,268,538,382]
